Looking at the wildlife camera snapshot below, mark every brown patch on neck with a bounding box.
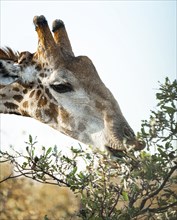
[0,85,6,89]
[0,94,6,98]
[22,101,29,108]
[20,82,33,90]
[13,95,23,103]
[4,102,18,110]
[36,90,42,99]
[23,89,28,94]
[12,87,20,92]
[35,64,42,71]
[29,90,35,98]
[39,72,45,78]
[37,78,42,84]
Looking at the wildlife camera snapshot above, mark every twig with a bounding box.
[108,186,123,217]
[0,159,12,163]
[0,172,33,183]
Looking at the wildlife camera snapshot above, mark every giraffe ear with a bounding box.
[52,19,74,57]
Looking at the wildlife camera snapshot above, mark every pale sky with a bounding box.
[0,1,176,154]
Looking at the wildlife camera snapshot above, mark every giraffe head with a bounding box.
[0,15,145,155]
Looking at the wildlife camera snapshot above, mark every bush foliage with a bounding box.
[0,77,177,220]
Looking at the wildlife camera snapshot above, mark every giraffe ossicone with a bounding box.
[0,15,145,156]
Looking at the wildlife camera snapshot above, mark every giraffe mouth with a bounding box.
[103,122,146,157]
[105,136,146,157]
[105,146,126,157]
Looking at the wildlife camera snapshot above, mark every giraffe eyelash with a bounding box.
[50,83,74,93]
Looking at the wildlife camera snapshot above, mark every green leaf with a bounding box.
[162,106,176,114]
[122,191,129,201]
[156,93,163,100]
[140,151,151,159]
[158,148,168,158]
[26,146,29,153]
[29,135,33,144]
[46,147,52,156]
[44,215,49,220]
[22,162,28,169]
[71,146,83,154]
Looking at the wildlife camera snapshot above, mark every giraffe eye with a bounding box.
[50,83,74,93]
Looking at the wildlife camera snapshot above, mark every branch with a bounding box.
[139,164,177,211]
[129,192,139,208]
[148,201,177,213]
[39,168,71,187]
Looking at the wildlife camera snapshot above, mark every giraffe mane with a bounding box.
[0,47,19,62]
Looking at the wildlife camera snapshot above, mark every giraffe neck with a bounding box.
[0,82,31,116]
[0,52,53,120]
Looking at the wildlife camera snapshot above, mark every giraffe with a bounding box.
[0,15,144,156]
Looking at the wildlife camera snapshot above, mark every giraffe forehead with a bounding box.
[19,66,38,83]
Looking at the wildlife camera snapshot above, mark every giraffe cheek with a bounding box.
[58,108,76,132]
[41,103,59,124]
[60,107,70,124]
[78,122,86,133]
[49,103,58,123]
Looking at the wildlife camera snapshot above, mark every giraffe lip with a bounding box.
[105,145,126,157]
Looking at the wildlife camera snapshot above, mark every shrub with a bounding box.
[0,77,177,219]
